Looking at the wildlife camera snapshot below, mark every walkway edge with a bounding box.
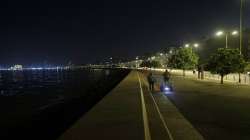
[137,72,151,140]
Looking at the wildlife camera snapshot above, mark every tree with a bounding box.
[168,47,199,76]
[207,48,246,84]
[151,60,162,68]
[244,63,250,72]
[140,60,162,68]
[140,60,151,67]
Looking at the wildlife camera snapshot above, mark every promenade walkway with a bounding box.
[58,71,204,140]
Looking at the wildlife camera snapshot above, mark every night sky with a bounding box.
[1,0,249,66]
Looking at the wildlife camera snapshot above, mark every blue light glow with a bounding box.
[164,87,170,91]
[163,85,173,95]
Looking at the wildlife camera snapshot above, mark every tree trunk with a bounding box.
[201,70,204,80]
[239,73,241,83]
[183,69,186,77]
[220,75,224,84]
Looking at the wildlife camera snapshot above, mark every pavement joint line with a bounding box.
[139,72,175,140]
[137,72,152,140]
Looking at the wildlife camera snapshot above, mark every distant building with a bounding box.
[10,65,23,70]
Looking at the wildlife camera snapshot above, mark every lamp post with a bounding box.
[238,0,245,83]
[135,56,139,68]
[240,0,244,54]
[215,30,238,48]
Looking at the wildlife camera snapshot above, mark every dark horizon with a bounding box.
[1,0,250,66]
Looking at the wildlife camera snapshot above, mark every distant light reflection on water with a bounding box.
[0,68,104,96]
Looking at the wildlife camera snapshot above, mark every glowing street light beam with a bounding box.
[185,44,190,48]
[232,30,238,35]
[194,43,199,48]
[216,31,224,36]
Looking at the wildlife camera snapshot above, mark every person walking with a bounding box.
[147,72,155,91]
[162,69,173,92]
[163,69,170,85]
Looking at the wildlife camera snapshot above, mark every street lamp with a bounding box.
[238,0,244,83]
[216,31,224,36]
[240,0,244,54]
[185,44,190,48]
[135,56,139,68]
[184,43,199,54]
[232,31,238,35]
[215,30,238,48]
[184,43,199,48]
[194,43,199,48]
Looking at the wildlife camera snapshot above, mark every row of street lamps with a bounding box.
[135,0,245,62]
[183,29,239,51]
[184,0,245,52]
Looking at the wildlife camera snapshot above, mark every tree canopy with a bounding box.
[207,48,247,84]
[168,47,199,71]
